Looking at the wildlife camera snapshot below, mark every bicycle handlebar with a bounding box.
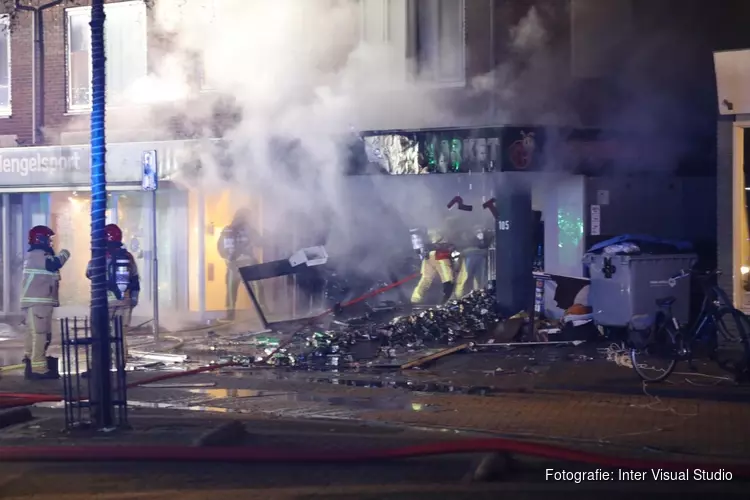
[668,269,721,287]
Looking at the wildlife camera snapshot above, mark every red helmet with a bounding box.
[28,225,55,246]
[104,224,123,243]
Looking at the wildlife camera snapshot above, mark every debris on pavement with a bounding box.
[120,283,602,378]
[400,343,472,370]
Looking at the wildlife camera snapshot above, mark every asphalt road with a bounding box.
[0,411,747,500]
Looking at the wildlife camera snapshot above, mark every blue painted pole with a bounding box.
[89,0,112,429]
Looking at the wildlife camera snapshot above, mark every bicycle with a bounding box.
[630,269,750,383]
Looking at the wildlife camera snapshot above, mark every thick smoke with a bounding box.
[146,0,455,259]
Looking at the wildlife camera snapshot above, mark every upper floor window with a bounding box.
[415,0,465,85]
[66,0,148,111]
[0,15,11,115]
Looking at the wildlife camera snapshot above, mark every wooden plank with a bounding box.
[399,343,471,370]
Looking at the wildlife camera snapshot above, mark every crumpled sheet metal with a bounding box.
[381,289,500,348]
[216,288,500,368]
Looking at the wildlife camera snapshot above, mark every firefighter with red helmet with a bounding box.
[86,223,140,357]
[20,225,71,380]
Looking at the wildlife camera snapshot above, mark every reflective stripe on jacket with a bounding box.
[20,249,67,308]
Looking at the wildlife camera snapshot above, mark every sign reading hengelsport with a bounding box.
[0,141,196,188]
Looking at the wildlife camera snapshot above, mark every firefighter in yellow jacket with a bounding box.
[86,223,140,358]
[409,227,455,305]
[20,225,71,380]
[453,224,493,299]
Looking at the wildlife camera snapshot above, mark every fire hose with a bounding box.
[0,435,746,475]
[0,275,747,472]
[0,272,420,406]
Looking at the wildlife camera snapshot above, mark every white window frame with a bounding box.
[0,15,11,116]
[65,0,149,113]
[412,0,466,87]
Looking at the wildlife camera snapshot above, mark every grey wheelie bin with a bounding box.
[582,253,697,328]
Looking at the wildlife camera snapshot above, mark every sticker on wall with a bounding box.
[590,205,601,236]
[508,131,536,169]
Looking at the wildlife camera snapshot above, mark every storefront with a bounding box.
[355,125,713,280]
[715,49,750,311]
[0,140,266,326]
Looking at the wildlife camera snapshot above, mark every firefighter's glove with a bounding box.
[58,249,71,265]
[131,291,139,308]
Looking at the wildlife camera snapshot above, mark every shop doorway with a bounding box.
[1,193,50,316]
[733,126,750,311]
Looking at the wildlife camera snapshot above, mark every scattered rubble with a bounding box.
[147,286,592,373]
[381,289,501,348]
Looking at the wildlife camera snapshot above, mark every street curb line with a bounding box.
[0,363,25,373]
[192,420,247,447]
[0,407,33,430]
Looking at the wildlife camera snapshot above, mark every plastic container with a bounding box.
[582,253,697,328]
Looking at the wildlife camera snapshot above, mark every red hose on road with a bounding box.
[0,271,418,406]
[257,272,418,363]
[0,362,236,409]
[0,437,747,475]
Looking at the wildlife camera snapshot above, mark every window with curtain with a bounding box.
[0,16,11,114]
[66,1,148,110]
[415,0,465,84]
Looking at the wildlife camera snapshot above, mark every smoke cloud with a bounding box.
[128,0,549,276]
[58,0,559,324]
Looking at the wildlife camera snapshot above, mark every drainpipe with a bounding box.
[489,0,495,125]
[15,0,63,146]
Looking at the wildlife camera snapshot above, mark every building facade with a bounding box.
[1,0,518,323]
[0,0,725,323]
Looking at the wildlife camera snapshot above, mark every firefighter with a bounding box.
[409,226,455,305]
[218,208,263,321]
[453,224,493,299]
[86,223,140,357]
[20,225,71,380]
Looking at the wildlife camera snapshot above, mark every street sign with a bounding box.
[141,150,157,191]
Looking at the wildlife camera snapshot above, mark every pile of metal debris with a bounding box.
[134,282,592,374]
[204,288,504,370]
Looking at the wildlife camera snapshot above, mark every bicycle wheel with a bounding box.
[630,318,679,383]
[714,307,750,346]
[712,307,750,378]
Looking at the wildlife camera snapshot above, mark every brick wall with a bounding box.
[0,0,573,147]
[0,8,34,145]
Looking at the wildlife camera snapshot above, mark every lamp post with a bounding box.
[88,0,113,429]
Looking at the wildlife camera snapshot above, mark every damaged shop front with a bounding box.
[346,125,713,318]
[206,125,714,370]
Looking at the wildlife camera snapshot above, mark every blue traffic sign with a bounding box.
[142,150,158,191]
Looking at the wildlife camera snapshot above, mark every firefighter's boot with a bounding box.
[46,356,60,379]
[22,356,32,379]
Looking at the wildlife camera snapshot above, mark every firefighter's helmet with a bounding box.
[105,224,123,243]
[28,225,54,246]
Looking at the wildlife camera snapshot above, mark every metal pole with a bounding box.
[1,194,10,314]
[488,0,495,124]
[197,191,206,318]
[151,189,159,340]
[88,0,112,430]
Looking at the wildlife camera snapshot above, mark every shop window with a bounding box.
[66,1,148,111]
[49,192,102,308]
[739,130,750,305]
[0,15,10,116]
[414,0,465,85]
